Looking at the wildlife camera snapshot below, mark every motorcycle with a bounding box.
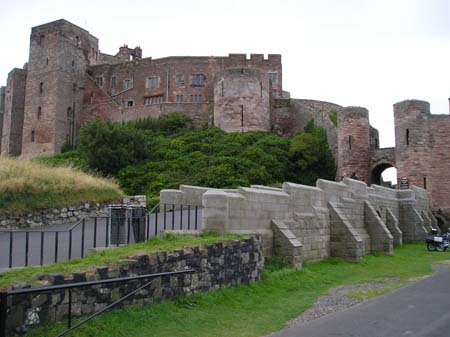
[426,228,450,252]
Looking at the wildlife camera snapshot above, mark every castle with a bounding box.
[1,19,450,218]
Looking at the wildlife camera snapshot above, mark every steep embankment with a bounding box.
[0,157,124,213]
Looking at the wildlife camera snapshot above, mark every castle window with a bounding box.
[146,77,160,89]
[406,129,410,145]
[37,107,42,119]
[189,94,204,103]
[221,82,224,97]
[46,58,49,66]
[268,72,278,85]
[144,95,163,105]
[176,95,183,103]
[31,130,35,142]
[348,135,352,150]
[126,99,134,107]
[71,60,75,67]
[191,74,205,86]
[176,74,185,86]
[124,79,132,90]
[95,51,98,60]
[424,177,427,189]
[111,77,117,87]
[39,82,44,94]
[96,77,103,87]
[76,36,80,47]
[39,35,45,46]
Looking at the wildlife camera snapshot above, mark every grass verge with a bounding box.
[24,244,450,337]
[0,156,124,213]
[0,232,245,289]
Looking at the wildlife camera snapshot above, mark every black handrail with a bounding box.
[0,269,194,337]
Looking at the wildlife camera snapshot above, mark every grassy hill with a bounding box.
[0,157,124,213]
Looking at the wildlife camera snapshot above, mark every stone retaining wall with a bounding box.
[0,196,146,229]
[3,236,263,336]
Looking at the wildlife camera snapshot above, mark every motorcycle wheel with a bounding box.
[427,242,437,251]
[436,243,445,252]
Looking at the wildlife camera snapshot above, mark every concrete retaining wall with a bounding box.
[161,178,435,266]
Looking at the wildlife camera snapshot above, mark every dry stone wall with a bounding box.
[0,196,146,229]
[3,237,263,336]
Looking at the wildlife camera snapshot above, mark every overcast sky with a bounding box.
[1,0,449,180]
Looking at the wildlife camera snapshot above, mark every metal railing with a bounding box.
[0,269,194,337]
[0,203,202,269]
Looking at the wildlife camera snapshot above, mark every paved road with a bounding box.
[271,265,450,337]
[0,207,202,269]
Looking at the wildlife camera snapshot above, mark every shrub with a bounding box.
[78,119,149,175]
[288,119,336,185]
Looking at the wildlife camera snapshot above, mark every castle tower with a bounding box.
[0,86,5,150]
[337,107,371,182]
[213,68,271,132]
[1,69,27,155]
[394,100,431,190]
[21,20,99,157]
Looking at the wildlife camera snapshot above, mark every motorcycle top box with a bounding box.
[425,236,442,243]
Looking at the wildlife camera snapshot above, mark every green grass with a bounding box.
[347,280,407,301]
[0,156,124,213]
[25,244,450,337]
[0,232,246,289]
[329,110,338,127]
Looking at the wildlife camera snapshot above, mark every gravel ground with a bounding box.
[264,278,401,336]
[286,279,400,328]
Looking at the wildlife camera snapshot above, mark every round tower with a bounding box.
[337,106,371,183]
[213,68,270,132]
[394,99,431,189]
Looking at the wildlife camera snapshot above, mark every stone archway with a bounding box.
[370,162,395,186]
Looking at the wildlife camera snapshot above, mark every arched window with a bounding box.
[406,129,409,146]
[37,106,42,119]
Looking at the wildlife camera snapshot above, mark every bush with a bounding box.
[43,115,337,203]
[288,119,336,185]
[78,119,149,175]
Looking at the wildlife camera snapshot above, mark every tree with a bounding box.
[78,119,149,175]
[289,119,336,185]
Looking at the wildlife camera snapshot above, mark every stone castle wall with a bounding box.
[0,86,5,150]
[214,68,271,132]
[4,237,263,336]
[429,116,450,211]
[337,107,371,182]
[1,68,27,155]
[20,20,99,158]
[394,100,450,213]
[271,98,341,157]
[2,18,450,216]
